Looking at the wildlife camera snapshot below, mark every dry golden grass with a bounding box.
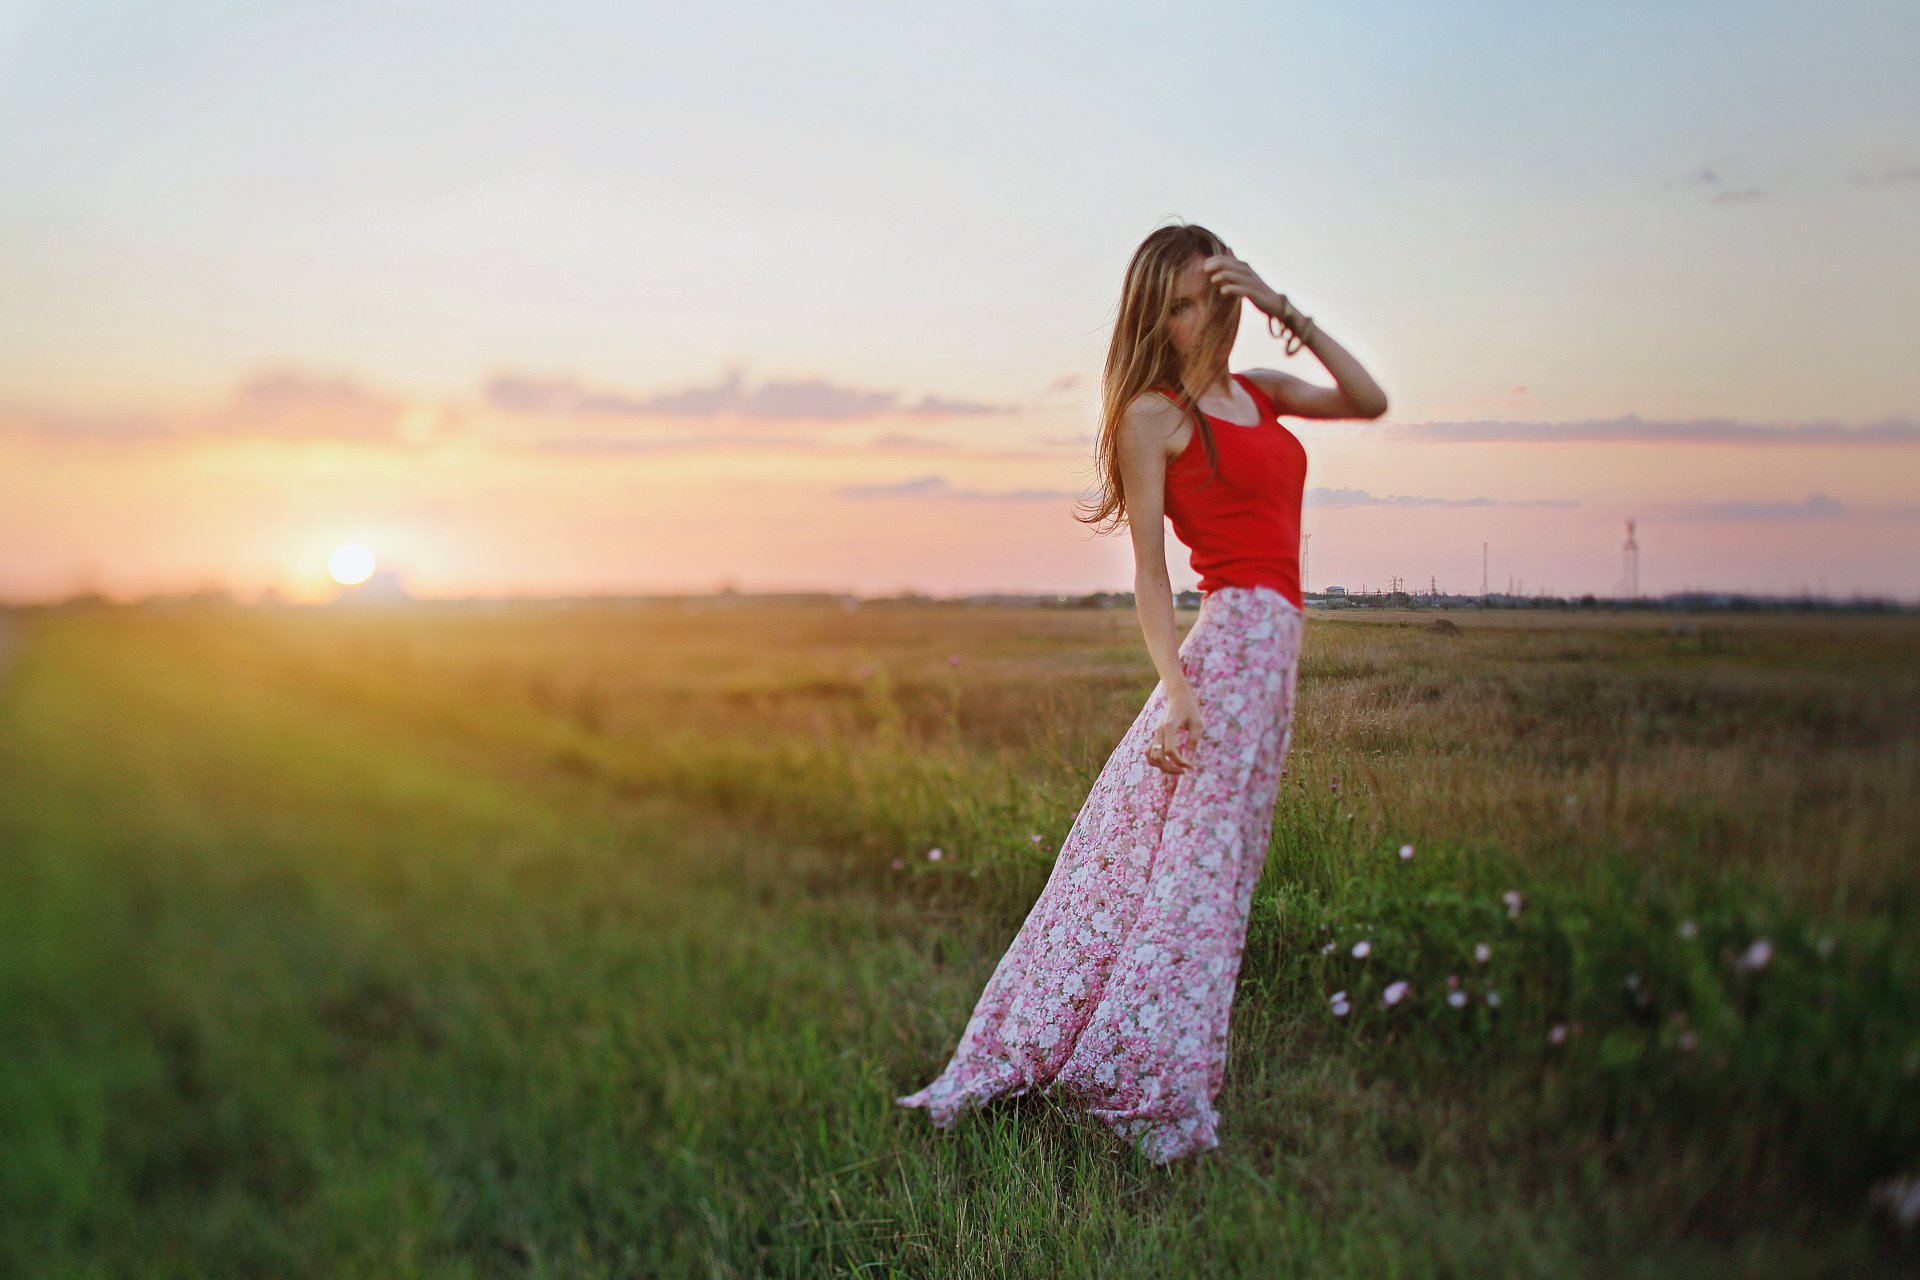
[197,599,1918,916]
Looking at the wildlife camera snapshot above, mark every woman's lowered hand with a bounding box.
[1147,685,1204,775]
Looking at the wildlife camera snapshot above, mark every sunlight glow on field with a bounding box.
[327,544,377,586]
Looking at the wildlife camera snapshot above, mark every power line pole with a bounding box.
[1482,542,1489,598]
[1623,519,1639,599]
[1302,533,1310,594]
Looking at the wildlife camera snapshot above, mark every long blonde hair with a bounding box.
[1075,222,1241,534]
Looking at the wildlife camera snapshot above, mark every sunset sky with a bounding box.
[4,1,1917,603]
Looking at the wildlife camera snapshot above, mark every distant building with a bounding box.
[1324,585,1348,596]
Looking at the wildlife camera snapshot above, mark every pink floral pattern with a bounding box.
[896,585,1305,1163]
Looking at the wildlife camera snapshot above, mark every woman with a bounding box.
[895,222,1389,1164]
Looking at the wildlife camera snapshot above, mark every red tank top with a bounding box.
[1154,372,1308,608]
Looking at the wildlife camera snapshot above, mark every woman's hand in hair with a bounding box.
[1147,685,1205,775]
[1202,253,1287,319]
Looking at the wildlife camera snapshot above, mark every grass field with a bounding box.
[2,600,1916,1276]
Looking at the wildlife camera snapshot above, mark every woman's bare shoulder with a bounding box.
[1120,387,1183,441]
[1119,390,1187,466]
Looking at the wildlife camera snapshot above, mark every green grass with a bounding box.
[1,603,1915,1276]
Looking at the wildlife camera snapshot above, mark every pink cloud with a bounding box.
[485,365,1016,423]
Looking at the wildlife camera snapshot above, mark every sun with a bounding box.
[327,543,377,586]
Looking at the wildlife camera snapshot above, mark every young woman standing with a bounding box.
[896,222,1389,1164]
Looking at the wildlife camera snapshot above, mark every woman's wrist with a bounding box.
[1256,291,1295,323]
[1263,293,1315,354]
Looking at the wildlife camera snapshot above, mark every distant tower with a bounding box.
[1623,519,1640,598]
[1482,542,1489,597]
[1302,533,1310,594]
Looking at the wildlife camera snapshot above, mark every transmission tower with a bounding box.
[1623,519,1639,598]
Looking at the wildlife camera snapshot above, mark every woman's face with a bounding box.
[1163,253,1219,360]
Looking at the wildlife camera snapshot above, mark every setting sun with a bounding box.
[327,544,377,586]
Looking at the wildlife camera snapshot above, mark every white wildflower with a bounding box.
[1734,937,1773,973]
[1868,1173,1920,1229]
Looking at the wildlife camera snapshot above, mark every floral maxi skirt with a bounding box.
[894,584,1306,1164]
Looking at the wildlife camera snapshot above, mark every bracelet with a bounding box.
[1266,299,1315,355]
[1286,315,1315,355]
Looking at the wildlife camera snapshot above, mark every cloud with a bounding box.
[518,431,830,455]
[1304,486,1578,509]
[1850,163,1920,187]
[0,366,421,445]
[1045,373,1082,394]
[867,432,954,451]
[866,430,1095,458]
[836,474,1082,502]
[1685,158,1920,199]
[212,368,409,441]
[1682,163,1768,203]
[1656,493,1848,520]
[1652,493,1920,521]
[510,429,1068,461]
[902,394,1007,417]
[485,365,1016,423]
[1385,413,1920,446]
[0,403,180,444]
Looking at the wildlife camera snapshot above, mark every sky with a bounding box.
[2,0,1917,603]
